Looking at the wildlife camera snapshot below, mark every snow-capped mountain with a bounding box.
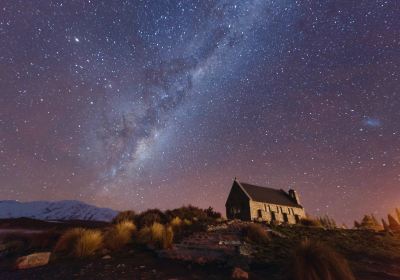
[0,200,118,222]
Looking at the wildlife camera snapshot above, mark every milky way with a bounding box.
[1,0,399,225]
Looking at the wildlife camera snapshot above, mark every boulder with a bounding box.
[232,267,249,279]
[16,252,51,269]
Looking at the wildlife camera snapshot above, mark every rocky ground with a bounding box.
[0,250,234,280]
[2,219,400,279]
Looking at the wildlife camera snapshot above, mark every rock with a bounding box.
[232,267,248,279]
[16,252,51,269]
[102,255,112,260]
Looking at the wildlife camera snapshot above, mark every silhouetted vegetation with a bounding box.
[104,221,136,251]
[299,217,322,228]
[288,239,355,280]
[53,228,103,258]
[112,210,136,224]
[136,209,168,228]
[353,215,382,231]
[243,223,270,245]
[318,215,337,229]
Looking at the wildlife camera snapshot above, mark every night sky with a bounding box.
[1,1,399,225]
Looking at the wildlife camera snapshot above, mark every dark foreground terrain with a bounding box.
[1,217,400,279]
[0,250,234,280]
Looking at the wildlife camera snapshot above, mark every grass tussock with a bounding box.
[54,228,103,258]
[288,239,355,280]
[170,216,183,228]
[137,222,174,249]
[244,223,270,245]
[105,221,136,251]
[300,217,322,228]
[112,210,136,224]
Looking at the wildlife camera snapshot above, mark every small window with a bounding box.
[257,209,262,218]
[283,213,289,222]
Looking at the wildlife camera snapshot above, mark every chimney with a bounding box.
[288,189,301,205]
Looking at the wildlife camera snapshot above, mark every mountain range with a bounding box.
[0,200,118,222]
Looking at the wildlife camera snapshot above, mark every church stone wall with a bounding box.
[249,200,305,224]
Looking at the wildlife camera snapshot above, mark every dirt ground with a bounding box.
[0,250,234,280]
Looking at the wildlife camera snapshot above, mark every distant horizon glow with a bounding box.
[0,1,399,226]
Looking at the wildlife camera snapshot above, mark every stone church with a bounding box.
[225,179,306,224]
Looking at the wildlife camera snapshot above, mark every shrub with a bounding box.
[137,223,174,249]
[112,210,136,224]
[75,229,103,257]
[165,205,208,222]
[356,215,383,231]
[288,239,355,280]
[136,209,167,227]
[163,225,174,249]
[318,215,337,229]
[54,228,103,258]
[2,230,60,253]
[54,228,82,256]
[150,222,165,244]
[300,217,322,227]
[137,226,151,244]
[243,223,270,245]
[388,214,400,231]
[170,216,183,228]
[204,207,222,219]
[105,221,136,251]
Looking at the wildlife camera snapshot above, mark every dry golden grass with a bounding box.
[300,217,323,227]
[150,222,165,244]
[105,221,136,251]
[137,223,174,249]
[54,228,103,258]
[137,226,151,244]
[163,225,174,249]
[170,216,183,228]
[75,229,103,257]
[244,223,270,245]
[289,239,355,280]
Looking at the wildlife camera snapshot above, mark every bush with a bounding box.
[288,239,355,280]
[112,210,136,224]
[354,215,383,231]
[170,216,183,228]
[136,209,167,228]
[165,205,208,222]
[105,221,136,251]
[318,215,337,229]
[300,217,322,227]
[388,214,400,231]
[1,230,60,254]
[54,228,103,258]
[150,222,165,244]
[163,225,174,249]
[204,207,222,219]
[137,226,151,244]
[137,223,174,249]
[243,223,270,245]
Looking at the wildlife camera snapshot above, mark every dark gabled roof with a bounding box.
[236,181,302,208]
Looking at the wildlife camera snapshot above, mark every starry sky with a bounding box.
[0,0,399,225]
